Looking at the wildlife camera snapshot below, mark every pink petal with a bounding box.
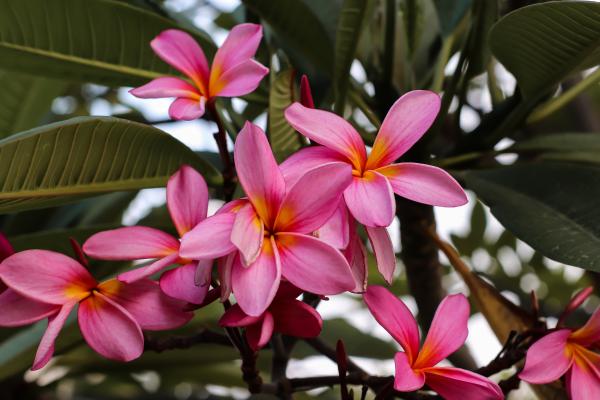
[246,311,274,351]
[366,90,441,170]
[0,289,59,327]
[129,77,200,99]
[0,250,96,304]
[117,253,180,283]
[363,286,420,362]
[160,262,210,305]
[344,221,368,293]
[234,122,285,225]
[195,258,213,286]
[231,203,264,265]
[219,303,262,327]
[415,294,469,368]
[566,347,600,400]
[78,293,144,362]
[232,237,281,316]
[0,232,15,261]
[32,303,75,370]
[393,352,426,392]
[168,97,206,120]
[377,163,467,207]
[571,307,600,346]
[273,280,304,301]
[179,213,236,259]
[424,367,503,400]
[275,162,352,234]
[151,29,210,93]
[280,146,347,189]
[270,299,322,338]
[218,253,235,302]
[366,226,396,284]
[559,286,594,326]
[344,172,395,227]
[284,103,366,170]
[317,202,350,249]
[210,59,269,97]
[167,165,209,237]
[300,75,315,108]
[83,226,180,260]
[519,329,573,384]
[276,233,355,295]
[216,198,249,215]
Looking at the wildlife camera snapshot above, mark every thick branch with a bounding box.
[144,330,232,352]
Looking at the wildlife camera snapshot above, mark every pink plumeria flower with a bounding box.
[520,287,600,399]
[364,286,502,399]
[0,250,192,370]
[219,282,322,351]
[179,121,356,316]
[84,165,212,304]
[130,24,269,120]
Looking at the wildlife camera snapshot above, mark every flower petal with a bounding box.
[393,352,426,392]
[366,226,396,284]
[566,346,600,400]
[275,162,352,233]
[300,75,315,108]
[519,329,573,384]
[219,303,262,327]
[317,202,350,249]
[117,253,180,283]
[32,302,75,370]
[179,212,236,259]
[284,102,366,170]
[129,77,200,99]
[232,237,281,316]
[218,253,235,302]
[424,367,503,400]
[168,97,206,120]
[571,307,600,346]
[270,299,322,338]
[0,250,95,304]
[277,233,355,295]
[558,286,594,326]
[344,221,368,293]
[78,293,144,362]
[0,289,59,327]
[246,311,274,351]
[159,262,210,305]
[363,285,420,362]
[83,226,179,260]
[377,163,467,207]
[280,146,348,191]
[0,232,15,261]
[231,203,264,265]
[210,59,269,97]
[167,165,209,237]
[366,90,441,169]
[234,121,285,224]
[195,258,213,286]
[344,172,395,227]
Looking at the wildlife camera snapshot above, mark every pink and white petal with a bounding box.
[566,347,600,400]
[558,287,594,326]
[366,90,441,169]
[117,253,180,283]
[179,213,236,259]
[571,307,600,346]
[424,367,503,400]
[280,146,347,191]
[393,352,426,392]
[0,250,96,304]
[344,172,395,227]
[231,203,264,266]
[0,289,59,327]
[285,103,366,169]
[377,163,467,207]
[275,162,352,234]
[218,253,235,302]
[219,304,262,327]
[160,263,210,305]
[210,59,269,97]
[151,29,210,92]
[78,293,144,362]
[270,299,322,338]
[83,226,179,260]
[168,97,206,120]
[32,302,75,371]
[317,201,350,249]
[366,226,396,284]
[246,311,274,351]
[234,122,286,224]
[232,237,281,317]
[277,233,355,295]
[519,329,573,384]
[363,286,420,362]
[415,294,469,368]
[167,165,209,237]
[344,224,368,293]
[129,77,200,99]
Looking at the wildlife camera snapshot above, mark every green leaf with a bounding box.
[512,133,600,165]
[269,69,303,162]
[0,0,215,86]
[0,117,221,214]
[465,162,600,272]
[489,1,600,98]
[433,0,471,37]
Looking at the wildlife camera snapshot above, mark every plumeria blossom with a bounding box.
[0,250,192,370]
[219,282,322,351]
[84,166,212,304]
[130,24,269,120]
[180,121,356,316]
[520,287,600,399]
[364,286,502,399]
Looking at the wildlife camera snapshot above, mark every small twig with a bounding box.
[499,373,522,395]
[206,102,236,201]
[144,329,232,352]
[304,338,364,374]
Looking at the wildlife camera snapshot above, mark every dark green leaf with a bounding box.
[433,0,471,37]
[269,69,303,161]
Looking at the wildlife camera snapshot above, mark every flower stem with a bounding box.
[207,102,236,201]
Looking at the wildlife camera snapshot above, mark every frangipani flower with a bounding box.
[84,166,212,304]
[0,250,192,370]
[219,282,322,351]
[130,24,269,120]
[364,286,502,399]
[180,121,356,316]
[520,287,600,399]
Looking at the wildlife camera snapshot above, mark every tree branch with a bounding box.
[144,329,232,352]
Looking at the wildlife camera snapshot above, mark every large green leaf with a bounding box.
[269,69,303,161]
[489,1,600,98]
[512,133,600,164]
[0,117,221,214]
[465,162,600,272]
[0,0,215,86]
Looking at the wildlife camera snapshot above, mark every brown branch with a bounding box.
[144,329,232,352]
[206,102,237,201]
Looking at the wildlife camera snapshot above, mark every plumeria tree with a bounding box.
[0,0,599,399]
